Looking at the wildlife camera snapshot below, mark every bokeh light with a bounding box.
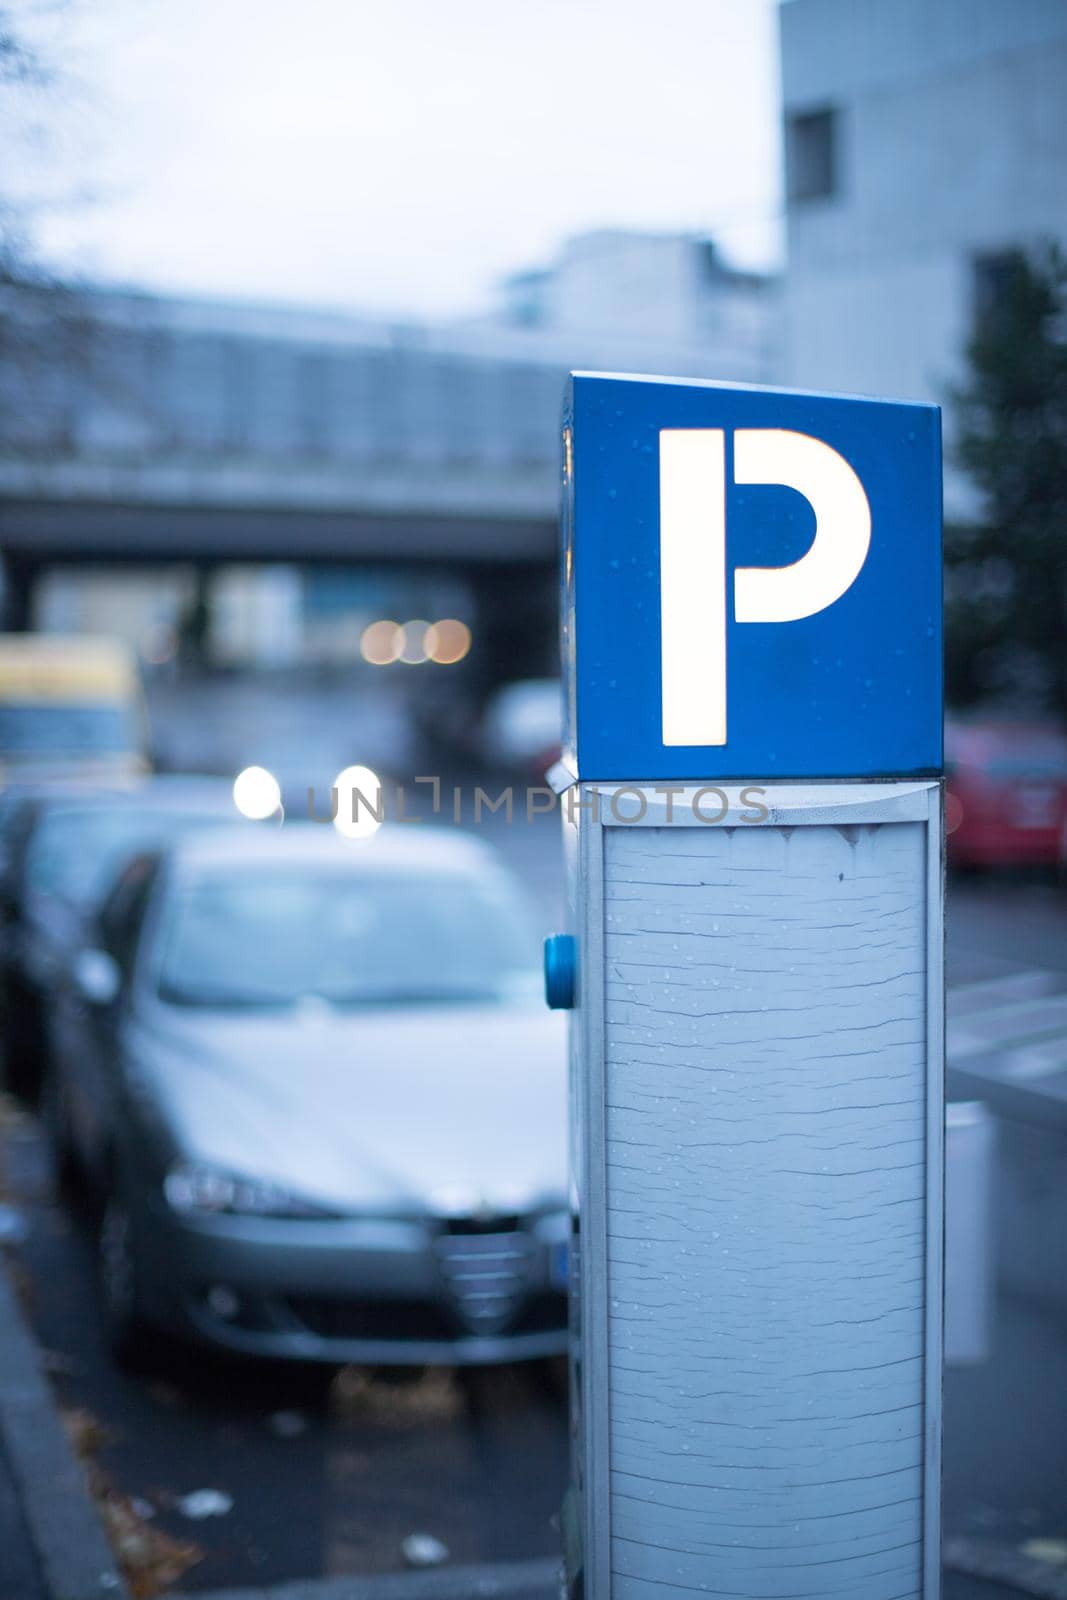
[233,765,281,820]
[333,764,384,840]
[425,619,472,665]
[398,620,430,665]
[360,620,404,665]
[945,790,964,835]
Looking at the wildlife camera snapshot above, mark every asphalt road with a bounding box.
[3,823,1067,1597]
[947,870,1067,983]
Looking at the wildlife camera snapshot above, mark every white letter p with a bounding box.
[659,428,871,747]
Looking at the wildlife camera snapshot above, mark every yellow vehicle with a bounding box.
[0,635,149,781]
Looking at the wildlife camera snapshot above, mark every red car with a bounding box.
[945,718,1067,868]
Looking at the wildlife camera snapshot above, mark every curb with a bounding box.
[179,1555,561,1600]
[0,1255,127,1600]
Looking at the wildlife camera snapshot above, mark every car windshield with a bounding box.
[156,868,541,1008]
[26,805,229,907]
[0,704,137,756]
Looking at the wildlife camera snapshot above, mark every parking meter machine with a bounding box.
[550,373,944,1600]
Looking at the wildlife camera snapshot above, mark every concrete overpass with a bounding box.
[0,268,775,638]
[0,285,565,571]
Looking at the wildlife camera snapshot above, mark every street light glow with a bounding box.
[232,765,281,819]
[332,764,383,839]
[360,620,404,666]
[398,620,430,665]
[425,619,472,664]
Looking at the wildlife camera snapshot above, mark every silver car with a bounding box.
[47,824,569,1368]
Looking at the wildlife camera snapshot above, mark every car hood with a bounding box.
[129,1000,568,1215]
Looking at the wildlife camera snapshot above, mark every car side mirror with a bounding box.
[73,948,121,1007]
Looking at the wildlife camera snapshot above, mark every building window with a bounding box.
[786,107,839,204]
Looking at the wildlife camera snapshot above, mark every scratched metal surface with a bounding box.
[603,821,928,1600]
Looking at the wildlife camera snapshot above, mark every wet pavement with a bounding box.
[0,1436,46,1600]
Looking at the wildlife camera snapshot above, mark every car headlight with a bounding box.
[163,1163,340,1220]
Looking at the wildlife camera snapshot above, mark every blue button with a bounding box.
[543,933,576,1010]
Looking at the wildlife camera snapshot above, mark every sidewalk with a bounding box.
[0,1248,126,1600]
[1,1423,47,1600]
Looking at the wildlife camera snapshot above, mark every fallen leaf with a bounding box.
[59,1400,201,1598]
[331,1366,462,1426]
[61,1406,111,1457]
[99,1491,201,1599]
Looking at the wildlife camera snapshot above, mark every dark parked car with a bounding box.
[46,825,568,1369]
[1,776,247,1097]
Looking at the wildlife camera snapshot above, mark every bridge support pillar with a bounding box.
[0,558,38,632]
[468,562,557,703]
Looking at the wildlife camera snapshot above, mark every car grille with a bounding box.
[442,1214,521,1236]
[434,1227,537,1335]
[279,1219,567,1348]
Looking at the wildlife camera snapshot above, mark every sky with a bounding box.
[19,0,783,321]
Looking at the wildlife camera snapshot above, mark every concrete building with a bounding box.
[469,229,776,381]
[779,0,1067,513]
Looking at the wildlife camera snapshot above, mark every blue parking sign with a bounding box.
[561,372,942,781]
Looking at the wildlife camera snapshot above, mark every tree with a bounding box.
[0,4,96,627]
[947,244,1067,716]
[0,2,55,282]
